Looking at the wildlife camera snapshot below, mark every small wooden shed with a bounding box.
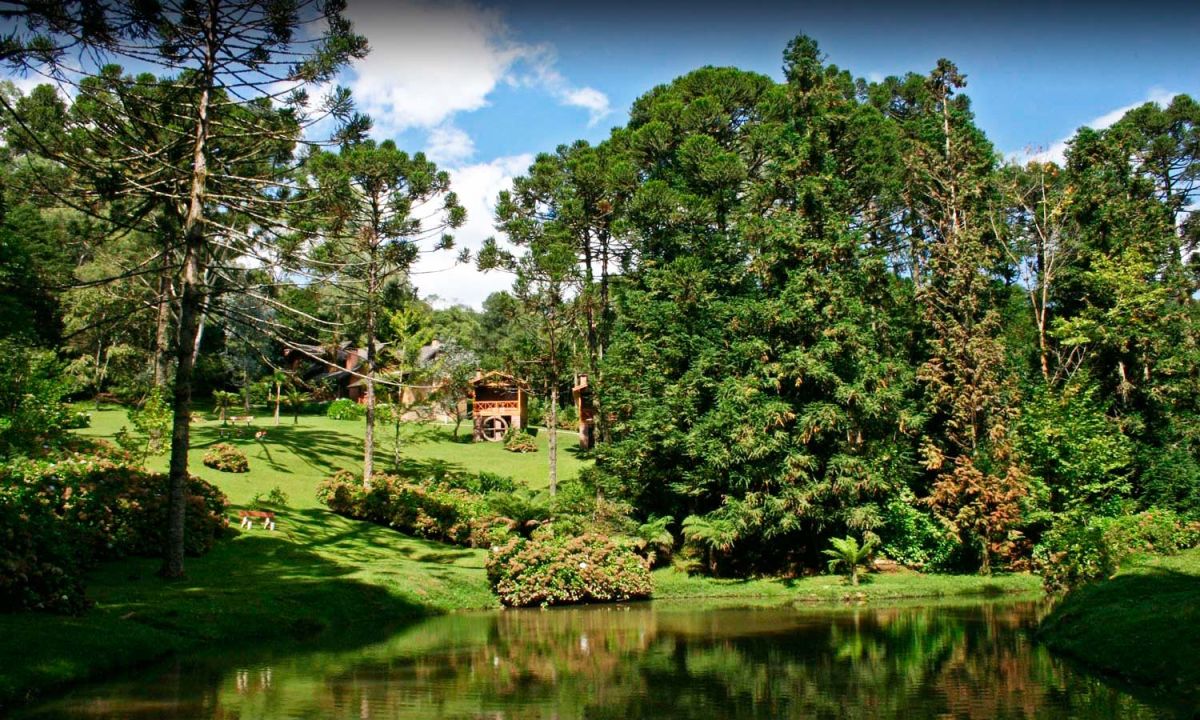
[470,371,528,442]
[573,374,596,449]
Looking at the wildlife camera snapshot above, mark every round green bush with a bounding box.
[486,533,653,607]
[503,427,537,453]
[326,398,365,421]
[202,443,249,473]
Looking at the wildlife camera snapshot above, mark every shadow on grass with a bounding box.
[276,508,482,568]
[192,425,361,476]
[0,523,436,712]
[389,456,470,481]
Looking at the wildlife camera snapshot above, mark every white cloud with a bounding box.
[409,154,534,309]
[425,124,476,165]
[345,0,610,136]
[562,87,612,123]
[1016,87,1178,165]
[511,48,612,126]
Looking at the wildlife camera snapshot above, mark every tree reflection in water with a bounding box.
[17,602,1177,719]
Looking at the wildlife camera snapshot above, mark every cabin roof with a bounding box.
[470,369,529,389]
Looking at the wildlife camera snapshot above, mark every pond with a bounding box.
[16,601,1185,719]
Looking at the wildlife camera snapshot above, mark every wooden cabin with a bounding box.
[470,371,528,441]
[283,342,364,401]
[573,374,596,449]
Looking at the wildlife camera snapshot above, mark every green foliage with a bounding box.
[1137,444,1200,517]
[631,515,675,568]
[556,403,579,430]
[326,398,365,421]
[877,491,956,569]
[122,387,172,457]
[202,443,249,473]
[0,489,88,614]
[823,535,879,586]
[1034,509,1199,591]
[1018,379,1133,519]
[475,471,518,495]
[485,533,652,607]
[64,410,91,429]
[373,403,399,425]
[485,488,551,538]
[680,515,739,575]
[0,339,76,454]
[252,485,289,508]
[211,390,239,423]
[503,427,538,453]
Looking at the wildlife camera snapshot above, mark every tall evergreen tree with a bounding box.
[296,140,463,486]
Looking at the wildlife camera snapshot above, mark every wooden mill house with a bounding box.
[470,371,528,441]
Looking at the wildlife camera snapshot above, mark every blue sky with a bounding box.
[345,0,1200,307]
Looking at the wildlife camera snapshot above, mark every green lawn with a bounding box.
[1039,547,1200,706]
[77,403,589,502]
[654,565,1042,604]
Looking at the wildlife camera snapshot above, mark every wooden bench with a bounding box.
[229,415,255,426]
[238,510,276,531]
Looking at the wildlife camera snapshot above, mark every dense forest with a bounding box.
[1,0,1197,615]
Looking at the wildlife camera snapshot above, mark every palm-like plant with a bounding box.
[487,489,550,538]
[269,370,290,426]
[283,387,307,425]
[823,535,878,586]
[212,390,238,425]
[632,515,675,568]
[681,515,738,576]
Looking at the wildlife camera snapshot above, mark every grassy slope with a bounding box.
[2,405,582,708]
[0,404,1041,707]
[1039,547,1200,702]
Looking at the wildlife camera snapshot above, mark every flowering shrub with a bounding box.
[0,447,229,612]
[203,443,249,473]
[486,533,652,607]
[503,427,537,453]
[326,398,365,421]
[0,490,88,613]
[317,472,503,547]
[1034,509,1200,591]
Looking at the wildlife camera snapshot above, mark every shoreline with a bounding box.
[0,521,1043,710]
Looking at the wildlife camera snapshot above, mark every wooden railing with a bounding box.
[474,400,519,412]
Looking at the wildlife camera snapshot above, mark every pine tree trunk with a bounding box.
[548,385,558,496]
[191,286,207,365]
[392,381,403,469]
[363,313,376,489]
[163,74,212,579]
[153,263,171,387]
[273,381,281,426]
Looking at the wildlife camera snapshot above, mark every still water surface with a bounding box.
[17,601,1186,719]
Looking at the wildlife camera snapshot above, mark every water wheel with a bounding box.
[483,415,508,441]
